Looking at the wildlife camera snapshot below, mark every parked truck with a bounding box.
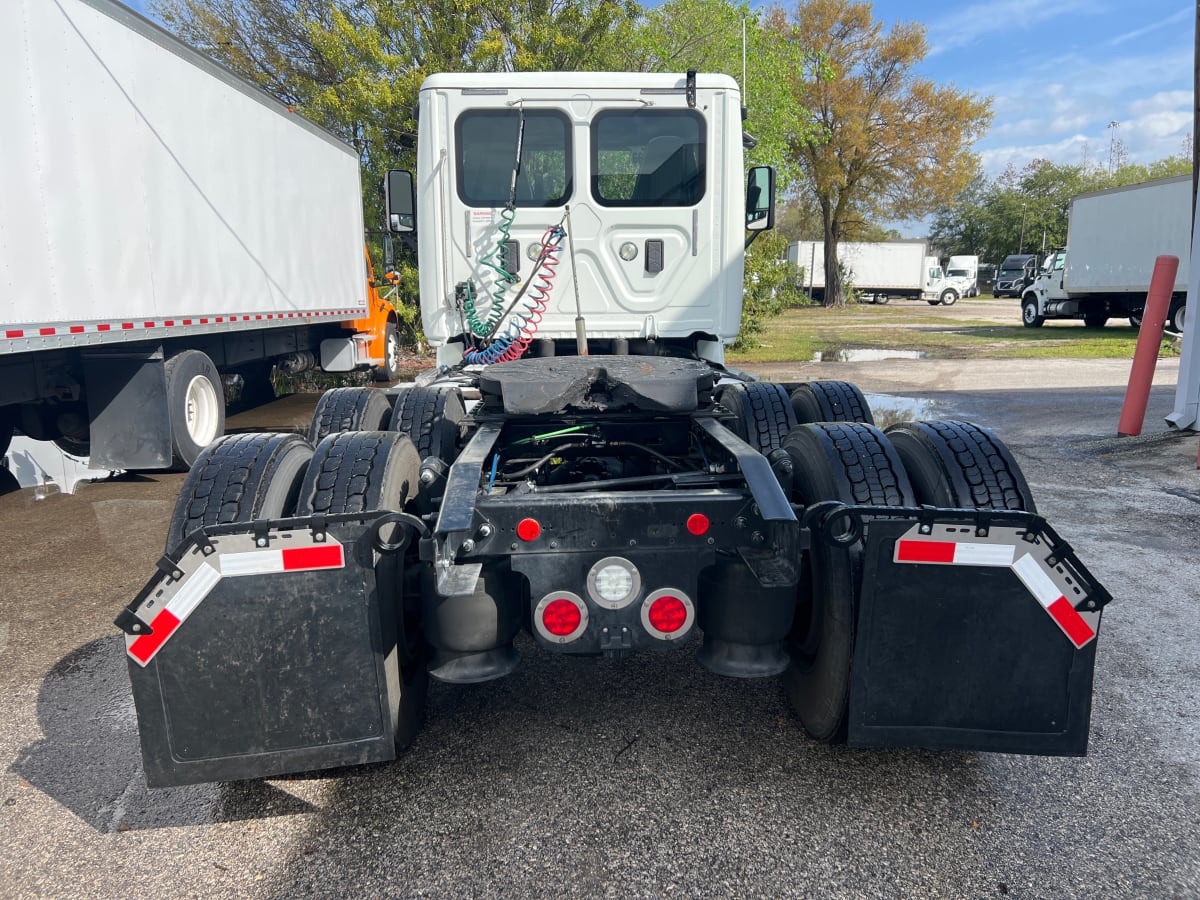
[994,254,1039,299]
[946,255,980,297]
[789,240,969,305]
[116,65,1111,788]
[1021,175,1191,331]
[0,0,401,473]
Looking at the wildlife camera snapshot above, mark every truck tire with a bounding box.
[1129,312,1143,329]
[307,387,392,445]
[875,294,890,305]
[715,382,797,454]
[1083,310,1108,328]
[295,430,426,749]
[164,350,225,470]
[781,423,914,742]
[789,381,874,426]
[1169,300,1187,335]
[373,321,402,383]
[938,288,959,306]
[388,386,465,462]
[1021,297,1044,328]
[165,432,314,551]
[885,420,1036,512]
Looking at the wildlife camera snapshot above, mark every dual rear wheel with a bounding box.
[168,400,430,752]
[773,384,1037,744]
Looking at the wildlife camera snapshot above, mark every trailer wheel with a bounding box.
[716,382,797,454]
[295,431,426,749]
[388,386,465,462]
[789,381,874,426]
[1129,312,1143,329]
[875,294,890,305]
[939,288,959,306]
[1021,298,1044,328]
[782,423,914,742]
[373,321,402,383]
[885,420,1036,512]
[1083,310,1109,328]
[307,387,392,445]
[164,350,225,470]
[165,432,314,551]
[0,409,13,460]
[1169,300,1187,335]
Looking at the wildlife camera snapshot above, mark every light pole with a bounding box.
[1107,120,1120,174]
[1019,201,1027,254]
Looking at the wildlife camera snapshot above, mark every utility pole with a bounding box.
[1107,121,1120,174]
[1019,201,1027,254]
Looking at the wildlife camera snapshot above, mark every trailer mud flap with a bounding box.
[846,516,1107,756]
[118,516,417,787]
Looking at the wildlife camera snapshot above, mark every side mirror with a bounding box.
[385,170,416,234]
[745,166,775,232]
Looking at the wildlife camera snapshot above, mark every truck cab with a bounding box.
[392,72,771,367]
[995,254,1038,298]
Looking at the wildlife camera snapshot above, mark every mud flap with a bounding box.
[118,517,413,787]
[847,517,1106,756]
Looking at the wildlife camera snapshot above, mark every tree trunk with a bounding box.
[822,204,843,308]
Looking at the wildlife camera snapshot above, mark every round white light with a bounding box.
[526,242,542,261]
[595,566,633,602]
[618,242,638,261]
[586,556,641,609]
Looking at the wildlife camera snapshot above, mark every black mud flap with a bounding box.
[847,516,1107,756]
[117,515,417,787]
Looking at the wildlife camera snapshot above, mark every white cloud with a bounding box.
[926,0,1096,56]
[1107,6,1192,46]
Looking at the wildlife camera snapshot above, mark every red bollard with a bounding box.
[1118,255,1179,437]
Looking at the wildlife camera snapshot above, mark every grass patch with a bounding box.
[728,305,1179,363]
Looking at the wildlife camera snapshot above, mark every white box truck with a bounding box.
[789,240,968,305]
[0,0,399,473]
[1021,175,1191,331]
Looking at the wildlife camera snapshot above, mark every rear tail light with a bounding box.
[641,588,695,640]
[534,591,588,643]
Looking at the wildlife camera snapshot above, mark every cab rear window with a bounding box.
[591,110,706,207]
[455,109,571,208]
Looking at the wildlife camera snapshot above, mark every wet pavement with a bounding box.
[2,359,1198,898]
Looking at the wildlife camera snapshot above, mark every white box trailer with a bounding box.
[1022,175,1191,331]
[788,240,967,305]
[0,0,396,471]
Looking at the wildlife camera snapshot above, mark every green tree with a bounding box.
[770,0,992,307]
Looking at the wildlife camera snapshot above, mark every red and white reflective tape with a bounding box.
[126,538,345,667]
[895,532,1097,649]
[4,308,366,340]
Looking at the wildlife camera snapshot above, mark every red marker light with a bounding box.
[517,518,541,541]
[647,595,688,633]
[542,598,582,636]
[686,513,709,536]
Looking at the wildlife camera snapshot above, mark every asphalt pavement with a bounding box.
[1,358,1198,899]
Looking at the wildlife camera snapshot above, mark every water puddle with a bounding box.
[864,392,941,426]
[812,348,928,362]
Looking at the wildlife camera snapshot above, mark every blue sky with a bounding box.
[866,0,1195,177]
[124,0,1194,178]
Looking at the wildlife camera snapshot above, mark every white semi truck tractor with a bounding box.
[114,67,1111,787]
